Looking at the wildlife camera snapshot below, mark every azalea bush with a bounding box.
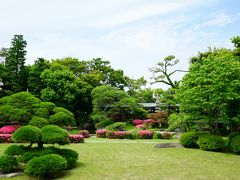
[0,125,20,134]
[135,124,146,129]
[69,134,84,143]
[0,134,12,143]
[96,129,108,138]
[138,130,153,139]
[132,119,144,125]
[106,131,133,139]
[78,130,90,138]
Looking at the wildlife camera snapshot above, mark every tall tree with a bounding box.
[150,55,188,88]
[3,35,27,95]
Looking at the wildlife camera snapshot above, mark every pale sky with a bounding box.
[1,0,239,89]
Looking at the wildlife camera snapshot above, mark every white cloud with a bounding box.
[194,13,233,29]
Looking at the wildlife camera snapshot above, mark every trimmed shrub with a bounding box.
[180,132,199,148]
[132,119,144,125]
[29,117,49,128]
[135,124,146,129]
[42,125,69,145]
[230,135,240,153]
[0,155,18,173]
[18,148,56,163]
[57,148,79,169]
[9,108,32,123]
[12,125,42,143]
[49,112,74,127]
[114,131,133,139]
[5,145,27,156]
[0,105,15,122]
[53,107,74,118]
[69,134,84,143]
[197,134,225,151]
[105,122,126,131]
[228,132,240,146]
[34,108,49,119]
[106,131,115,139]
[96,129,108,138]
[0,134,12,143]
[95,119,113,129]
[143,119,159,128]
[0,125,20,134]
[24,154,67,178]
[153,132,163,139]
[138,130,153,139]
[78,130,90,138]
[36,102,56,112]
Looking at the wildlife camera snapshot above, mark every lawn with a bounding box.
[1,138,240,180]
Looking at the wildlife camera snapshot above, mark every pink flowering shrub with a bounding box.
[0,125,20,134]
[135,124,146,129]
[106,131,133,139]
[138,130,153,139]
[78,130,90,138]
[143,119,159,126]
[69,134,84,143]
[132,119,144,125]
[96,129,108,138]
[0,134,12,143]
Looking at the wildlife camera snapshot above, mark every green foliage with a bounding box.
[197,134,225,151]
[228,132,240,146]
[18,148,56,163]
[153,132,163,139]
[29,117,49,128]
[95,119,113,129]
[180,132,199,148]
[0,96,10,106]
[42,125,69,145]
[24,154,67,178]
[34,108,49,119]
[230,135,240,153]
[0,155,18,173]
[49,112,75,126]
[2,35,28,95]
[36,102,56,112]
[168,113,188,131]
[12,125,42,144]
[176,47,240,133]
[57,148,79,169]
[9,108,31,123]
[0,105,13,122]
[105,122,126,131]
[5,145,27,156]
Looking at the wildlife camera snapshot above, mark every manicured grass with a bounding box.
[1,138,240,180]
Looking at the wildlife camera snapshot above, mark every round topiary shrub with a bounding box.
[12,125,42,143]
[29,117,49,128]
[69,134,84,143]
[34,108,49,119]
[180,132,199,148]
[153,132,163,139]
[42,125,69,145]
[138,130,153,139]
[95,119,113,129]
[49,112,74,127]
[5,145,27,156]
[57,148,79,169]
[197,134,225,151]
[230,135,240,154]
[36,102,56,112]
[24,154,67,178]
[0,155,18,173]
[78,130,90,138]
[96,129,108,138]
[105,122,126,131]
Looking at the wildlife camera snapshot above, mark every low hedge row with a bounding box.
[96,129,173,139]
[180,131,240,153]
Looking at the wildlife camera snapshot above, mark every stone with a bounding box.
[155,143,183,148]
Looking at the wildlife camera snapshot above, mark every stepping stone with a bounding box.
[155,143,183,148]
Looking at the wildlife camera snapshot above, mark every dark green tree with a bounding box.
[1,35,28,96]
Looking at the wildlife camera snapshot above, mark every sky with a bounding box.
[1,0,240,89]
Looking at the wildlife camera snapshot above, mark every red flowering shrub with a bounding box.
[138,130,153,139]
[132,119,144,125]
[96,129,108,138]
[78,130,90,138]
[0,125,20,134]
[0,134,12,143]
[106,131,115,139]
[69,134,84,143]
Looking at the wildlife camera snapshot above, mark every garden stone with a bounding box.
[155,143,183,148]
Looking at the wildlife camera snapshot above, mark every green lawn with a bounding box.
[1,138,240,180]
